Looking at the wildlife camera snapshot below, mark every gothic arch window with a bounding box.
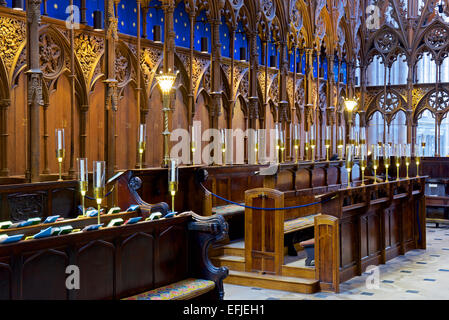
[416,52,437,83]
[367,111,384,146]
[388,110,406,145]
[417,109,436,156]
[367,55,385,86]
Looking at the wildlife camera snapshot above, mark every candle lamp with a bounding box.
[384,144,391,182]
[305,131,310,161]
[310,124,316,162]
[294,124,300,163]
[254,129,259,164]
[346,145,353,188]
[191,125,196,165]
[372,144,379,184]
[415,143,421,177]
[55,128,65,181]
[138,124,146,169]
[325,125,331,162]
[168,159,179,213]
[77,158,88,217]
[280,126,285,163]
[93,161,106,225]
[221,129,226,165]
[394,144,401,181]
[360,144,367,186]
[405,144,411,179]
[275,123,281,164]
[337,126,344,160]
[360,127,366,146]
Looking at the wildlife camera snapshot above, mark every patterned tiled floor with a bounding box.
[224,224,449,300]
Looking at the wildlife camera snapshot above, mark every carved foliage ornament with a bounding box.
[379,91,400,113]
[0,17,26,72]
[425,26,449,51]
[428,90,449,112]
[260,0,275,20]
[374,30,398,54]
[39,33,63,77]
[115,47,130,86]
[74,34,104,81]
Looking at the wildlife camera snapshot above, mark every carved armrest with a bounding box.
[187,212,229,300]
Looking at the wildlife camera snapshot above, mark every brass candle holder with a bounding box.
[78,158,88,217]
[405,144,411,179]
[93,161,106,225]
[168,159,179,213]
[372,144,379,184]
[346,145,353,189]
[138,123,146,169]
[394,144,401,181]
[56,128,65,181]
[415,143,421,177]
[360,144,367,186]
[384,144,391,182]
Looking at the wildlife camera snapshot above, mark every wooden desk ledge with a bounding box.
[212,203,245,216]
[123,278,215,300]
[284,214,320,234]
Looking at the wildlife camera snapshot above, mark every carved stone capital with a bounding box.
[0,99,11,108]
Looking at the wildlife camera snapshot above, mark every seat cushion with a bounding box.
[284,214,319,234]
[123,278,215,300]
[212,204,245,216]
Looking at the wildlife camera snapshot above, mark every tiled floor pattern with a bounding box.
[224,224,449,300]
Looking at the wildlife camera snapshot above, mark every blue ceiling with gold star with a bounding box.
[2,0,347,83]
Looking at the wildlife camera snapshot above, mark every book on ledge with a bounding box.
[146,212,162,221]
[43,215,60,224]
[107,218,124,227]
[0,221,12,229]
[125,217,142,225]
[58,225,73,235]
[86,210,98,217]
[0,234,24,244]
[82,224,103,232]
[126,205,139,212]
[107,207,121,215]
[33,227,53,239]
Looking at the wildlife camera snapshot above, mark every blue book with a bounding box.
[126,205,140,212]
[43,215,60,224]
[17,221,31,228]
[83,224,103,231]
[125,217,142,225]
[164,212,176,219]
[34,227,53,239]
[1,234,24,244]
[86,210,98,217]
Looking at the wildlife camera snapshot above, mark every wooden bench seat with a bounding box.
[123,278,215,300]
[284,214,320,234]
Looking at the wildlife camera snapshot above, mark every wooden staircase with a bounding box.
[210,240,320,294]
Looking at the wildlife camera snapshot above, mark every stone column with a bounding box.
[26,0,43,182]
[80,0,87,25]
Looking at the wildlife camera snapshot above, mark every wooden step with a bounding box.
[211,255,245,271]
[224,270,320,294]
[210,240,245,257]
